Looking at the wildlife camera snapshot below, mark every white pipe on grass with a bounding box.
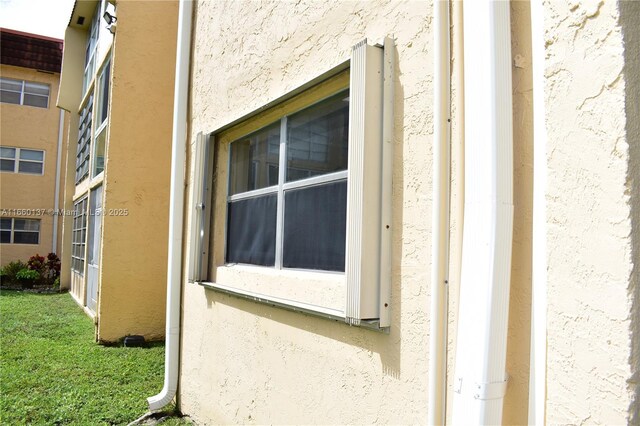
[147,0,193,412]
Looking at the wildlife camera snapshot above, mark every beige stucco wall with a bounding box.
[543,0,637,423]
[0,65,65,265]
[95,0,177,342]
[180,0,434,423]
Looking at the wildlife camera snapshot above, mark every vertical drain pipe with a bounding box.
[147,0,193,411]
[429,0,451,424]
[53,109,65,253]
[529,0,548,423]
[452,0,514,424]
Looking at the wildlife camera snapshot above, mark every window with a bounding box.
[226,90,349,272]
[191,39,394,327]
[0,147,44,174]
[0,77,50,108]
[0,218,40,244]
[82,3,101,94]
[76,95,93,184]
[72,197,88,274]
[92,58,111,177]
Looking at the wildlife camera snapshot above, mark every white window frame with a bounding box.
[71,197,89,275]
[0,218,41,245]
[189,39,394,329]
[0,146,45,175]
[226,91,349,271]
[0,77,50,108]
[92,56,111,178]
[82,3,102,94]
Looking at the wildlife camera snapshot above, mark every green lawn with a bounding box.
[0,290,186,425]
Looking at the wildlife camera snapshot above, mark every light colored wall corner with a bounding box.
[504,1,534,424]
[619,0,640,422]
[58,27,86,112]
[97,0,179,342]
[543,0,635,423]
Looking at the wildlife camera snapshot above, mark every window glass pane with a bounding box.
[1,159,15,171]
[19,149,44,161]
[0,91,21,105]
[0,147,16,158]
[0,231,10,243]
[14,219,40,231]
[99,60,111,124]
[18,161,43,174]
[0,218,11,229]
[92,128,106,177]
[0,78,22,92]
[286,90,349,183]
[229,122,280,195]
[24,82,49,96]
[23,94,48,108]
[14,231,38,244]
[282,180,347,272]
[226,194,277,266]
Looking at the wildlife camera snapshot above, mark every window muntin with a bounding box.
[71,197,88,274]
[226,89,349,272]
[0,147,44,174]
[0,77,49,108]
[0,218,40,244]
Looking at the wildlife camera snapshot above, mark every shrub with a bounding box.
[16,269,40,289]
[0,261,28,286]
[44,253,61,283]
[27,254,46,274]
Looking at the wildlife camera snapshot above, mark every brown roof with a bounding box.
[1,28,63,73]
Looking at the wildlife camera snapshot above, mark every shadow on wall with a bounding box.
[204,44,406,380]
[619,0,640,422]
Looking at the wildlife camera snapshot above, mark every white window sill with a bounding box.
[213,263,345,313]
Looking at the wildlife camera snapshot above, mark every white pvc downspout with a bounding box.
[452,0,514,424]
[147,0,193,412]
[429,0,451,424]
[528,0,547,423]
[53,109,65,253]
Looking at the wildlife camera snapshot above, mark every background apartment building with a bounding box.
[0,28,67,265]
[57,0,177,342]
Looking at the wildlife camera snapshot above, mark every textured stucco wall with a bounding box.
[180,0,433,423]
[0,65,63,265]
[543,0,636,423]
[96,0,178,342]
[620,0,640,422]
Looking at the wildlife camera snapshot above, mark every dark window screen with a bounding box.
[226,194,277,266]
[283,180,347,271]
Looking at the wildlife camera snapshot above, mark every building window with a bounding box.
[0,147,45,174]
[71,197,88,274]
[0,77,50,108]
[191,39,394,327]
[76,95,93,184]
[92,58,110,177]
[226,90,349,272]
[0,218,40,244]
[82,3,101,94]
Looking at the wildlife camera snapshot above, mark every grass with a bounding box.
[0,290,188,425]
